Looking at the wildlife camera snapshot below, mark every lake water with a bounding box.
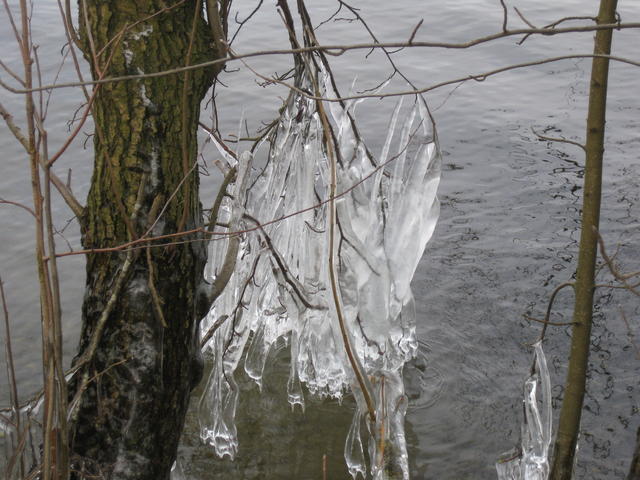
[1,1,639,478]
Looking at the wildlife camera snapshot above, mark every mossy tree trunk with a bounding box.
[550,0,617,478]
[70,1,224,478]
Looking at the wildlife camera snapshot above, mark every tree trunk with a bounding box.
[70,2,223,478]
[550,1,617,478]
[628,426,640,480]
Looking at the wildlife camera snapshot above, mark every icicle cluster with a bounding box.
[198,66,440,479]
[496,341,552,480]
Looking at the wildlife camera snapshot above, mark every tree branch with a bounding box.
[3,22,640,94]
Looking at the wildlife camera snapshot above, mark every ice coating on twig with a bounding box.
[198,59,440,478]
[496,341,552,480]
[0,395,45,479]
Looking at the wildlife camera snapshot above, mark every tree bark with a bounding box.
[70,2,223,478]
[550,0,617,478]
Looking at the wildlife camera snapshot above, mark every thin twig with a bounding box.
[226,53,640,105]
[1,0,23,50]
[0,100,30,150]
[227,0,262,47]
[595,228,640,297]
[514,7,537,29]
[0,198,37,218]
[244,213,327,311]
[200,253,262,348]
[1,276,23,476]
[532,127,586,152]
[301,13,377,421]
[207,167,237,232]
[499,0,508,32]
[525,314,575,327]
[408,19,423,44]
[0,59,25,86]
[534,281,575,342]
[53,136,436,259]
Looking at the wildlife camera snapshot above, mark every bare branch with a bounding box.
[0,198,37,218]
[525,314,574,327]
[3,22,640,94]
[1,276,22,475]
[227,0,262,47]
[545,16,597,29]
[0,100,30,150]
[206,167,237,232]
[514,6,537,29]
[408,19,423,44]
[595,228,640,297]
[499,0,508,32]
[530,281,575,343]
[532,127,586,152]
[1,0,23,50]
[244,213,327,311]
[200,253,262,348]
[214,53,640,106]
[49,172,84,219]
[0,59,25,86]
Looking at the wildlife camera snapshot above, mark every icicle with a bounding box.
[496,341,552,480]
[345,407,366,479]
[244,320,268,390]
[170,459,186,480]
[205,128,238,169]
[198,324,241,459]
[368,369,410,480]
[287,336,305,410]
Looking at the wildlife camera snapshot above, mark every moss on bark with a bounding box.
[70,2,222,478]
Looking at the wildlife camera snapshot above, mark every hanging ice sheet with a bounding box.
[198,61,441,479]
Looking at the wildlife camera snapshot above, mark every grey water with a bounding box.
[1,1,639,479]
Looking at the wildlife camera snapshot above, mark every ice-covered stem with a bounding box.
[496,342,552,480]
[315,74,377,423]
[550,0,617,477]
[207,167,237,232]
[244,213,326,311]
[201,166,240,312]
[1,276,25,478]
[368,370,410,480]
[294,4,378,419]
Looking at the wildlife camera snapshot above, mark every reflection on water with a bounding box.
[178,341,442,479]
[180,348,354,479]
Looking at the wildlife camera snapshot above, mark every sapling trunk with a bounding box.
[550,0,618,478]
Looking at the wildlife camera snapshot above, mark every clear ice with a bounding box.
[198,62,441,479]
[496,341,552,480]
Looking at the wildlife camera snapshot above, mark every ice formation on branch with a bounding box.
[198,62,440,478]
[496,341,552,480]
